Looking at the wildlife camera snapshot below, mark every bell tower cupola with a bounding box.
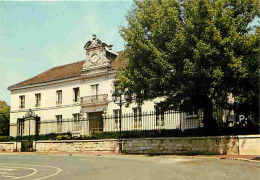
[81,35,118,75]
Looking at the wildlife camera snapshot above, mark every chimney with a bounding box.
[92,34,96,40]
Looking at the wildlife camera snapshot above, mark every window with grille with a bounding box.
[56,90,62,104]
[56,115,62,132]
[113,110,120,129]
[19,95,25,109]
[36,118,41,135]
[35,93,41,107]
[73,113,80,131]
[18,120,24,135]
[133,107,142,128]
[155,105,164,126]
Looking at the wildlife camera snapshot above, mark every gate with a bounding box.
[16,109,40,152]
[89,112,103,135]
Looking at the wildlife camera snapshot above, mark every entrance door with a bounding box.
[89,112,103,135]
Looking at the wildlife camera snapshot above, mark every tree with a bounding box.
[0,101,10,136]
[116,0,259,133]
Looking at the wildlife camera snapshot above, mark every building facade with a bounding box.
[9,35,182,137]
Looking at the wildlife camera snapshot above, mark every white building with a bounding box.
[8,35,184,137]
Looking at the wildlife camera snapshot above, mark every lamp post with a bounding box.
[112,90,131,153]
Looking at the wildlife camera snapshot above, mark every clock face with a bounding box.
[91,54,99,64]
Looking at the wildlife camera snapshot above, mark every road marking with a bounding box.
[0,166,37,179]
[0,168,16,171]
[0,163,62,180]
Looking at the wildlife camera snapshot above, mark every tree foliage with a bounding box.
[116,0,259,132]
[0,101,10,136]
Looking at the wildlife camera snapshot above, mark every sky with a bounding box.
[0,0,133,105]
[0,1,259,105]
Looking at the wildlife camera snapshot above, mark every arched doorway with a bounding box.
[16,109,40,152]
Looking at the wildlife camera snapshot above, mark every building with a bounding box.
[8,35,187,137]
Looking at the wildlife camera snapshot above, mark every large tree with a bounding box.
[116,0,259,132]
[0,101,10,136]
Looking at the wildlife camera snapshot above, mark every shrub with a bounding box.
[0,136,15,142]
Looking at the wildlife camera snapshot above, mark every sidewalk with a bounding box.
[210,155,260,162]
[153,154,260,162]
[1,151,259,162]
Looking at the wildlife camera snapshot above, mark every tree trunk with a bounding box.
[202,98,217,135]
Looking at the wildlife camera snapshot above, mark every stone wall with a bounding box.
[35,139,119,153]
[238,135,260,155]
[0,135,259,155]
[122,136,240,155]
[0,142,15,152]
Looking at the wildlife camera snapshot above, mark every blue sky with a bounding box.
[0,1,259,105]
[0,1,133,105]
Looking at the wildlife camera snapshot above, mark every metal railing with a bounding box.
[8,108,259,138]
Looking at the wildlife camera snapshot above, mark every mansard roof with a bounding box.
[8,51,128,90]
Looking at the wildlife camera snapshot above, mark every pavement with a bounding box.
[0,152,259,180]
[2,151,259,162]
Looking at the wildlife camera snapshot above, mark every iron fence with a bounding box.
[103,108,259,137]
[8,107,259,140]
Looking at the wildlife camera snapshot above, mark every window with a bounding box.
[133,107,142,128]
[73,113,80,131]
[17,120,24,135]
[36,118,41,135]
[113,110,120,129]
[35,93,41,107]
[186,109,199,118]
[73,87,80,102]
[19,95,25,109]
[56,90,62,104]
[91,84,99,96]
[155,105,164,126]
[56,115,62,132]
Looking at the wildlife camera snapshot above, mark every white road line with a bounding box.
[0,168,16,171]
[0,163,62,180]
[0,166,37,179]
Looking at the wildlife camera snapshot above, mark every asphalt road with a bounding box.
[0,153,259,180]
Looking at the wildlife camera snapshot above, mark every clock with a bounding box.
[91,54,99,64]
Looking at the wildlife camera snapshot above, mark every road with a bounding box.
[0,153,259,180]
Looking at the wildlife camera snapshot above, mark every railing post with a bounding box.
[119,98,122,153]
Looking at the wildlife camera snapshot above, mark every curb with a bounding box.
[227,158,260,163]
[177,156,260,163]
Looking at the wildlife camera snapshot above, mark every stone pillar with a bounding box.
[10,124,17,137]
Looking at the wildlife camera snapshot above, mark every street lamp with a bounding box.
[112,90,131,153]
